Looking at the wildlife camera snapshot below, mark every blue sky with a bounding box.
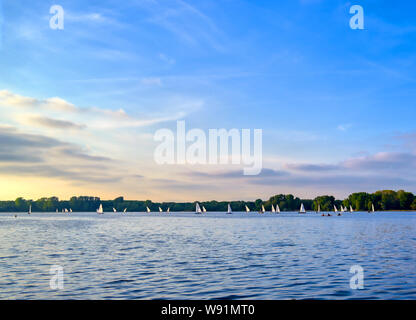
[0,0,416,201]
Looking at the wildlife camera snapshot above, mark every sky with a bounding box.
[1,0,416,201]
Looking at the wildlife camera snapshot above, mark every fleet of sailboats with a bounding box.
[20,201,371,217]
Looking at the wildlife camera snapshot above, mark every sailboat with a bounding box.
[146,206,151,213]
[159,207,163,213]
[113,208,117,213]
[195,203,202,214]
[276,204,280,213]
[350,205,353,213]
[64,208,69,213]
[167,207,170,213]
[245,205,250,213]
[227,204,232,214]
[123,208,127,213]
[317,203,321,213]
[97,204,104,214]
[202,206,207,213]
[371,203,375,213]
[271,204,276,213]
[333,205,338,212]
[56,209,58,213]
[299,203,306,214]
[70,208,72,213]
[260,204,266,214]
[28,205,32,215]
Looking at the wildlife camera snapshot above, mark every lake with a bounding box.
[0,211,415,299]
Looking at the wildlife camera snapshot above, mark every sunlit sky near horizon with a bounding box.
[1,0,416,201]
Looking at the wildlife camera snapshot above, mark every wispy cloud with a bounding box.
[0,89,200,129]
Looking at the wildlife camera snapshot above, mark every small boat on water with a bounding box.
[259,204,265,214]
[334,205,338,213]
[227,204,232,214]
[113,208,117,213]
[369,203,375,213]
[350,205,354,213]
[271,204,276,213]
[123,208,127,213]
[202,206,207,213]
[276,204,280,213]
[159,207,163,213]
[167,207,170,213]
[28,205,32,215]
[146,206,151,213]
[97,204,104,214]
[245,205,250,213]
[195,203,202,214]
[299,203,306,214]
[64,208,69,213]
[70,208,72,213]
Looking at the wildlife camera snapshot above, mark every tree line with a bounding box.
[1,190,415,212]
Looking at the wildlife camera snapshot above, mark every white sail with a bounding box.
[261,204,266,213]
[70,208,72,213]
[299,203,306,213]
[167,207,170,213]
[372,203,375,212]
[271,204,276,212]
[202,206,207,212]
[56,209,58,213]
[113,208,117,213]
[97,204,103,214]
[195,202,202,214]
[227,204,232,214]
[350,205,353,212]
[159,207,163,212]
[334,205,338,212]
[245,205,250,212]
[276,204,280,213]
[123,208,127,213]
[146,206,151,213]
[64,208,69,213]
[28,205,32,214]
[317,204,321,212]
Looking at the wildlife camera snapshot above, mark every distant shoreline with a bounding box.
[2,190,416,213]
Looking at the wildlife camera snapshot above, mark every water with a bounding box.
[0,211,415,299]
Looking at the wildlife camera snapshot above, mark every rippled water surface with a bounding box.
[0,211,415,299]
